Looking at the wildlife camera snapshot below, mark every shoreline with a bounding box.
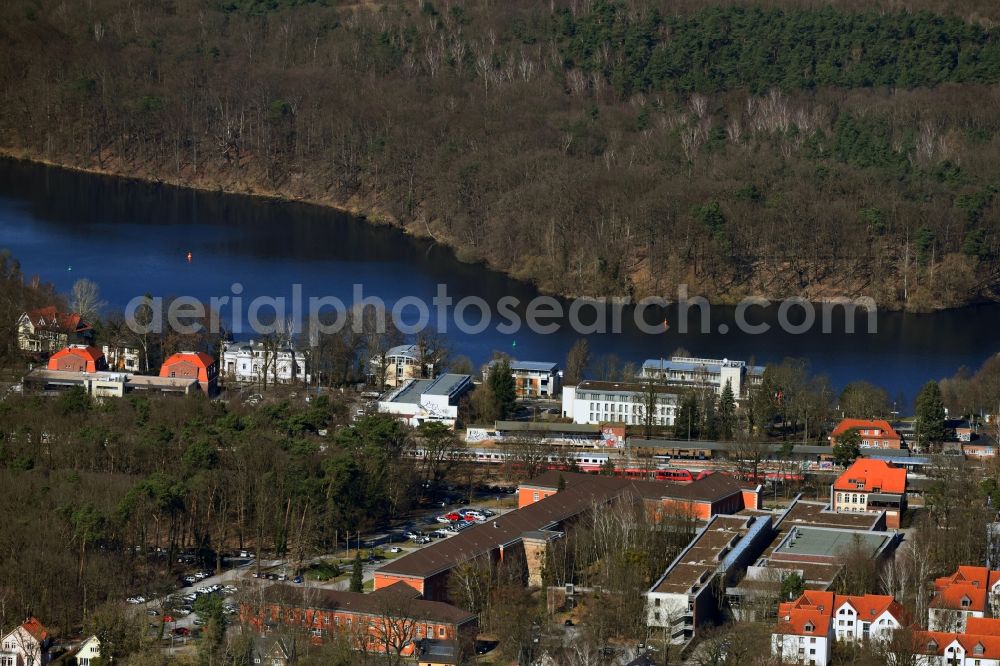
[0,147,991,313]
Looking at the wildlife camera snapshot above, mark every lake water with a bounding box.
[1,156,997,407]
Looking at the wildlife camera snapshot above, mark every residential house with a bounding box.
[221,340,308,385]
[159,352,218,395]
[17,307,92,355]
[640,356,764,398]
[829,419,903,450]
[242,583,476,658]
[771,591,907,665]
[482,360,561,398]
[377,374,473,428]
[73,636,101,666]
[562,380,680,426]
[929,566,1000,632]
[0,617,51,666]
[102,344,141,372]
[369,344,435,388]
[46,345,107,373]
[830,458,907,528]
[916,617,1000,666]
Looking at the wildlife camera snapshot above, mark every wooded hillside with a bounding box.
[1,0,999,309]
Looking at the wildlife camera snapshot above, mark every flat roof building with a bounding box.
[562,380,680,427]
[377,374,474,428]
[483,360,561,398]
[646,514,774,645]
[640,356,764,398]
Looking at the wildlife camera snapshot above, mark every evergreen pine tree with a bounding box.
[675,392,700,440]
[350,552,364,592]
[915,380,947,451]
[718,379,737,440]
[488,358,517,419]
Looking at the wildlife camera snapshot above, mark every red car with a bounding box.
[444,512,462,522]
[172,627,190,636]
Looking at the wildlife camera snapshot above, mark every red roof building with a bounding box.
[17,306,93,355]
[829,419,903,450]
[1,616,51,666]
[929,566,1000,632]
[241,583,477,658]
[160,352,218,395]
[47,345,107,373]
[916,618,1000,663]
[773,592,907,665]
[831,459,907,528]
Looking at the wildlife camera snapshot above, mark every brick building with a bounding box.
[377,471,754,603]
[242,583,476,658]
[159,352,218,395]
[47,345,107,373]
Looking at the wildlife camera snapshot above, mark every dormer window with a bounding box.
[927,640,938,651]
[975,644,985,655]
[804,622,814,632]
[961,596,971,608]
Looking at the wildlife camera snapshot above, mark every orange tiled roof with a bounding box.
[930,583,988,612]
[837,594,911,624]
[20,617,48,642]
[161,352,215,370]
[24,306,91,334]
[48,345,104,368]
[966,618,1000,635]
[917,630,1000,658]
[776,592,906,636]
[833,459,906,494]
[776,609,831,637]
[935,565,1000,591]
[831,419,901,441]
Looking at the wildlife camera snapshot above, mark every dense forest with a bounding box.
[1,0,1000,309]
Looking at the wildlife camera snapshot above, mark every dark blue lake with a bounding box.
[1,157,996,408]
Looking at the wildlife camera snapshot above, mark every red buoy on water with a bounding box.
[186,251,192,263]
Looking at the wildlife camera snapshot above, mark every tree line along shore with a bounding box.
[1,0,1000,310]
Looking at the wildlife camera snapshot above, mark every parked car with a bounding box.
[146,609,159,616]
[293,576,303,584]
[388,547,402,553]
[183,575,197,584]
[172,627,190,636]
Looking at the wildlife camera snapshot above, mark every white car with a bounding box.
[388,547,402,553]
